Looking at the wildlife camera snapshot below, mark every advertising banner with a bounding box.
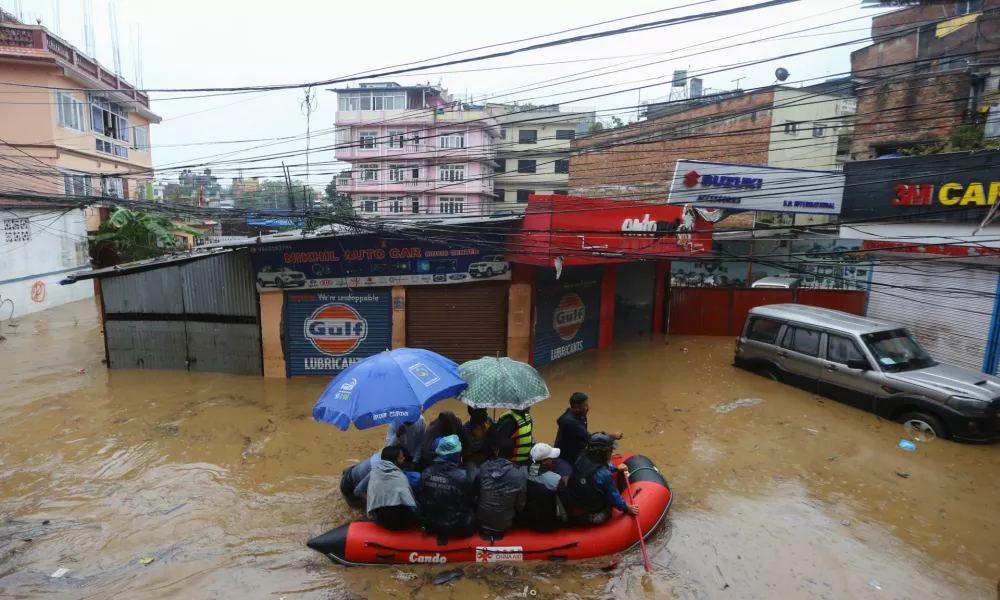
[250,235,510,292]
[284,289,392,377]
[668,160,844,215]
[533,277,602,367]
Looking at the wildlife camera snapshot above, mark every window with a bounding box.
[90,95,129,143]
[554,189,568,195]
[439,131,466,149]
[783,121,799,135]
[812,124,826,138]
[495,158,506,173]
[516,189,534,203]
[335,127,352,145]
[338,170,353,185]
[338,91,408,111]
[827,335,864,365]
[63,172,92,197]
[114,144,128,159]
[500,129,507,139]
[781,326,820,357]
[440,164,465,182]
[360,163,379,181]
[101,176,124,199]
[56,92,85,132]
[388,130,405,149]
[517,159,537,174]
[494,188,506,202]
[359,131,378,149]
[360,196,379,213]
[133,126,149,152]
[3,218,29,243]
[746,318,782,344]
[555,159,570,174]
[411,197,420,214]
[388,164,407,181]
[519,130,537,144]
[95,138,112,155]
[439,196,464,214]
[862,329,936,373]
[388,196,405,213]
[556,129,575,140]
[411,167,420,180]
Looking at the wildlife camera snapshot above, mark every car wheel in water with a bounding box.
[898,411,947,441]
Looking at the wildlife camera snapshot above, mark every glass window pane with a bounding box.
[827,335,862,364]
[747,318,781,343]
[783,327,820,356]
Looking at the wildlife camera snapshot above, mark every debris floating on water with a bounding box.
[712,398,763,413]
[51,568,69,578]
[433,568,464,585]
[895,472,909,479]
[898,440,917,451]
[138,557,154,565]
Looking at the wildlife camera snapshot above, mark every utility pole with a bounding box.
[282,161,295,210]
[732,76,745,90]
[299,86,318,203]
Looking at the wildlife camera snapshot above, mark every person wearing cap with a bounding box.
[567,433,639,525]
[518,443,571,532]
[554,392,623,475]
[474,438,526,536]
[416,434,478,538]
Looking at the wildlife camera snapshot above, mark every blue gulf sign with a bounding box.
[284,290,391,377]
[533,277,602,367]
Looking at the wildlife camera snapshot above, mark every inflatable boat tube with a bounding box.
[307,454,671,566]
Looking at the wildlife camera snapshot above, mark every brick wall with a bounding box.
[568,90,775,201]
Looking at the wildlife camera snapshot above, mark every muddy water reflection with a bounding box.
[1,300,998,599]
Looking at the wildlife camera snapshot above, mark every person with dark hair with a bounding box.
[567,433,638,525]
[386,416,426,461]
[553,392,622,475]
[475,438,526,536]
[415,411,471,471]
[462,407,494,465]
[367,446,420,531]
[417,435,478,538]
[490,407,534,465]
[519,443,570,532]
[339,457,373,509]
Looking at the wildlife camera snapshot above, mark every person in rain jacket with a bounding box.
[367,446,420,531]
[567,433,639,525]
[518,443,570,531]
[462,407,494,465]
[414,411,470,471]
[416,435,477,538]
[339,451,380,508]
[475,438,526,535]
[386,416,426,463]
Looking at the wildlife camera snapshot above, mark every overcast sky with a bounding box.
[8,0,886,189]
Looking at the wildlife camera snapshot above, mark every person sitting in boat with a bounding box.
[554,392,623,476]
[339,451,380,509]
[518,443,571,532]
[475,438,526,536]
[386,416,426,464]
[414,411,470,472]
[567,433,639,525]
[489,407,533,466]
[367,446,421,532]
[416,434,478,538]
[462,407,494,465]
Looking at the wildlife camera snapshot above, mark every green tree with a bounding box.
[588,115,627,132]
[324,177,354,216]
[90,206,206,262]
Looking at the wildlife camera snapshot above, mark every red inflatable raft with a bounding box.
[307,454,671,566]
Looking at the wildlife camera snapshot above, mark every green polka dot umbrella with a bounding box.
[458,356,550,410]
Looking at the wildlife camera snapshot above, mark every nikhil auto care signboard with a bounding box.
[533,269,602,367]
[668,160,844,215]
[249,234,510,292]
[284,290,391,376]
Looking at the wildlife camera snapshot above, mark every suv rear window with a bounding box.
[746,317,782,343]
[781,326,821,356]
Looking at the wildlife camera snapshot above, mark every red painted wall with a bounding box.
[598,264,617,348]
[652,261,670,333]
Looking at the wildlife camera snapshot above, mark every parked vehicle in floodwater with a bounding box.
[734,304,1000,443]
[751,276,800,289]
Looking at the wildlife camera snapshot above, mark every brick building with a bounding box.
[850,1,1000,159]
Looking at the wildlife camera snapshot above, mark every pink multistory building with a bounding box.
[330,82,500,217]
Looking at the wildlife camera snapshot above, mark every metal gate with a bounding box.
[867,263,998,373]
[533,271,602,368]
[614,262,656,336]
[406,282,509,363]
[101,252,263,375]
[283,289,392,377]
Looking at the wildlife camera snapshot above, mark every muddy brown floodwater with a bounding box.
[2,299,999,600]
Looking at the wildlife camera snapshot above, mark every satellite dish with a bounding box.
[775,68,790,82]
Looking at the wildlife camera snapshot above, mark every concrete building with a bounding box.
[0,16,160,316]
[488,105,594,208]
[329,82,501,218]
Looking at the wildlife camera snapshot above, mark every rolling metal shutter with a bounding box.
[614,262,656,336]
[867,262,998,373]
[405,282,509,363]
[284,289,392,377]
[533,272,602,368]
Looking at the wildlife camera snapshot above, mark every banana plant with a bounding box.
[90,205,207,262]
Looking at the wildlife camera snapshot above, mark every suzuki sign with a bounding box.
[668,160,844,215]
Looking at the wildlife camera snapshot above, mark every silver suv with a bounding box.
[734,304,1000,443]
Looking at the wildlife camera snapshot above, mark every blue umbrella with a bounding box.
[313,348,467,431]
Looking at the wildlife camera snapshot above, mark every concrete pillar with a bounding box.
[598,263,616,349]
[507,283,532,362]
[259,291,286,378]
[391,286,406,349]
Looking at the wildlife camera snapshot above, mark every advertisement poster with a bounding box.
[533,278,602,368]
[250,235,510,291]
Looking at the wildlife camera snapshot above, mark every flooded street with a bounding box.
[2,299,999,599]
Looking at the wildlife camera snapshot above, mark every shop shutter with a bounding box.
[533,275,602,368]
[284,289,392,377]
[867,263,997,373]
[614,261,656,336]
[406,282,508,363]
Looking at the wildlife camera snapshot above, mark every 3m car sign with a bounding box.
[668,160,844,215]
[285,290,391,377]
[534,277,601,367]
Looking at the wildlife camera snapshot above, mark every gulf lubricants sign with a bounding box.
[285,291,391,377]
[534,279,601,367]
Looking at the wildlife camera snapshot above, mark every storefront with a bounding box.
[406,282,509,363]
[842,151,1000,373]
[533,266,603,367]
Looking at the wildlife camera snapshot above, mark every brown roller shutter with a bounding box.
[406,282,509,363]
